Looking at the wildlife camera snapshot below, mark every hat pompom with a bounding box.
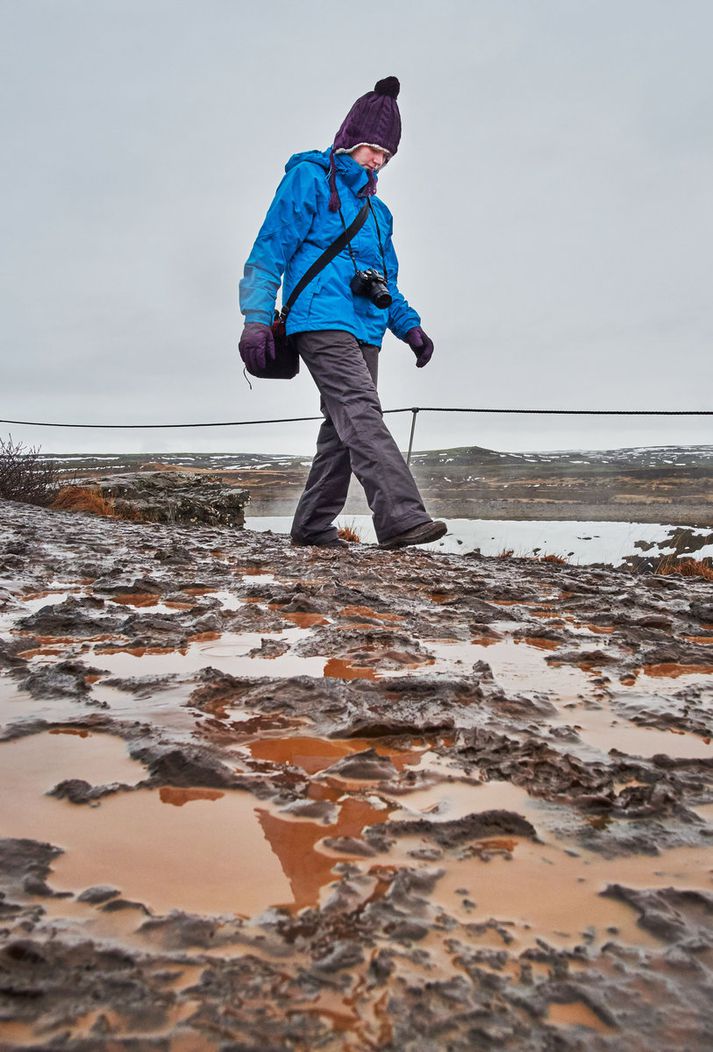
[374,76,400,99]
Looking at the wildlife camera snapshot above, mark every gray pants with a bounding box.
[290,329,431,544]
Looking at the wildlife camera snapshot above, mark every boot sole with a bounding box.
[378,521,448,550]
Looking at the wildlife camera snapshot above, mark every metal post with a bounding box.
[406,408,419,466]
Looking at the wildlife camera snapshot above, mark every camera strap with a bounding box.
[279,200,370,322]
[339,198,388,282]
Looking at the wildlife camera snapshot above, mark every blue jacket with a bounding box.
[239,148,420,347]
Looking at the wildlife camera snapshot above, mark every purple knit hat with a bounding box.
[328,76,402,212]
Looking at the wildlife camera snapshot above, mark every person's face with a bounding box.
[350,145,389,171]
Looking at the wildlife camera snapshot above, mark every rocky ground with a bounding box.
[0,498,712,1050]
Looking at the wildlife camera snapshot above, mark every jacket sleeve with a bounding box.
[384,216,421,340]
[239,164,322,326]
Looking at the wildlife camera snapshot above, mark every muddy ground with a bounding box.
[0,498,712,1050]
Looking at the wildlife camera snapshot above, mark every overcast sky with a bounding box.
[1,0,711,456]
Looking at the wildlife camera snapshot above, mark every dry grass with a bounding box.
[540,553,568,565]
[338,521,362,544]
[496,548,515,559]
[52,485,117,518]
[656,556,713,582]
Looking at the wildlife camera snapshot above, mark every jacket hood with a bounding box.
[285,148,331,173]
[285,148,375,195]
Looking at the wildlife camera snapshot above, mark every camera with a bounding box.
[350,269,392,309]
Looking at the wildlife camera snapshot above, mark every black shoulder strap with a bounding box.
[281,199,370,319]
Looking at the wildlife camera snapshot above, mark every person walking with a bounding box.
[238,76,446,551]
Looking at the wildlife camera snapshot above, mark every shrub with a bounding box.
[0,435,58,506]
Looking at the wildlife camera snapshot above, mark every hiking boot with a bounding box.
[378,520,448,550]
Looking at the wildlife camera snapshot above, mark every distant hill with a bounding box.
[409,444,713,469]
[40,444,713,525]
[42,443,713,475]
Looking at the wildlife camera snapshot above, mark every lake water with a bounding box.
[246,516,713,567]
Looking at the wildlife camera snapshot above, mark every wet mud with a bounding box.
[0,499,712,1049]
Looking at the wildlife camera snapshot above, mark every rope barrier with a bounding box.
[1,406,711,429]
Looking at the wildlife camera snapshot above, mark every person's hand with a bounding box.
[404,326,434,368]
[239,322,276,373]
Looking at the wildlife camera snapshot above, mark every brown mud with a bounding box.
[0,498,712,1049]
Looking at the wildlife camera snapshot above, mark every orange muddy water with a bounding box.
[2,505,713,1049]
[2,730,711,948]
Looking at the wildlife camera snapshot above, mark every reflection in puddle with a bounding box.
[516,636,562,651]
[642,662,713,679]
[86,629,327,680]
[110,593,161,608]
[323,657,378,681]
[159,786,225,806]
[384,779,541,824]
[247,735,426,776]
[260,796,391,910]
[279,611,329,628]
[430,635,595,697]
[340,605,403,624]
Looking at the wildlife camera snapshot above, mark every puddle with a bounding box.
[384,779,542,824]
[279,611,329,628]
[579,720,713,760]
[340,605,403,624]
[109,593,162,608]
[0,730,145,795]
[210,590,247,612]
[239,570,276,583]
[0,677,112,731]
[547,1000,615,1034]
[88,679,198,731]
[263,796,392,911]
[85,629,327,680]
[0,731,391,917]
[430,838,713,950]
[2,718,712,957]
[0,782,294,916]
[246,736,426,776]
[0,1022,38,1048]
[515,636,562,651]
[430,636,596,698]
[19,590,83,614]
[641,663,713,679]
[159,786,225,806]
[561,698,713,760]
[323,657,379,681]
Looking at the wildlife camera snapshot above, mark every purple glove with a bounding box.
[404,326,434,368]
[239,322,276,373]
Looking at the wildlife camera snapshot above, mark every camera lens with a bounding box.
[372,284,392,309]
